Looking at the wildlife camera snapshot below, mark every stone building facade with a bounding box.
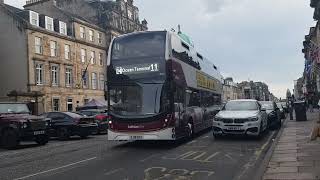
[238,81,272,101]
[0,3,107,114]
[51,0,148,40]
[222,77,240,102]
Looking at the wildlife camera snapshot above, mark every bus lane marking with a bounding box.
[201,152,220,163]
[144,167,215,180]
[162,151,195,160]
[140,153,160,162]
[104,168,124,176]
[181,151,207,161]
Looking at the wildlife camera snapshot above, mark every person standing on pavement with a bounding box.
[309,100,314,113]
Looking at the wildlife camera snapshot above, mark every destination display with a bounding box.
[115,63,160,75]
[196,71,216,90]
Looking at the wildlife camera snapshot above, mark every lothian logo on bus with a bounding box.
[116,63,159,75]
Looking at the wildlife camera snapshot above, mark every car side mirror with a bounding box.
[261,108,266,111]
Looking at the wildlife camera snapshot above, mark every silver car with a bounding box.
[213,99,268,137]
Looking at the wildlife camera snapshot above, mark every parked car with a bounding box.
[76,109,109,134]
[0,102,49,149]
[280,102,289,113]
[276,103,286,119]
[259,101,281,129]
[213,99,268,137]
[42,112,98,140]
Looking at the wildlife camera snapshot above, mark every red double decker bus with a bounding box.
[107,30,223,141]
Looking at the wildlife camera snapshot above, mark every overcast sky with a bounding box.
[5,0,315,98]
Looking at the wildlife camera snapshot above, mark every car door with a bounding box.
[48,112,67,127]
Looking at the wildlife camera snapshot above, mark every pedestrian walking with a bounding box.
[309,102,314,112]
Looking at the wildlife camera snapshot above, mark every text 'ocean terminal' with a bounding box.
[115,63,159,75]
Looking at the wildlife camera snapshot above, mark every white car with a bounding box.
[213,99,268,137]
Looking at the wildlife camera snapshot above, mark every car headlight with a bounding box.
[214,117,223,121]
[248,117,258,121]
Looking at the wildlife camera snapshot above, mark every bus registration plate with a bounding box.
[130,135,143,140]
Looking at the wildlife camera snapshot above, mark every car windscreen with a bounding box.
[64,112,83,118]
[223,101,258,111]
[260,102,274,110]
[0,103,30,114]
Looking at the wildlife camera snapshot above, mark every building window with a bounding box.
[89,30,94,42]
[90,51,95,64]
[65,67,72,87]
[81,49,86,63]
[67,98,73,112]
[99,74,104,90]
[29,11,39,26]
[50,41,57,57]
[84,98,89,104]
[52,98,60,111]
[91,72,97,90]
[35,37,42,54]
[80,26,85,39]
[82,70,89,88]
[99,53,103,66]
[35,63,44,85]
[51,65,59,86]
[45,16,54,31]
[97,33,102,44]
[64,44,70,60]
[59,21,67,35]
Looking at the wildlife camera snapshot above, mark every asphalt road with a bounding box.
[0,129,279,180]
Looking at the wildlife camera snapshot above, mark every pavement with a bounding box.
[0,127,280,180]
[263,110,320,180]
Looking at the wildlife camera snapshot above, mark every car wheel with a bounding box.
[257,123,263,139]
[1,129,19,149]
[80,132,89,139]
[57,127,70,140]
[35,135,49,145]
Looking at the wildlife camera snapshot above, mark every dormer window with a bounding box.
[29,11,39,26]
[45,16,54,31]
[59,21,67,35]
[80,26,85,39]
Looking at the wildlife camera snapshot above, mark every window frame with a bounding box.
[80,26,86,39]
[90,51,95,64]
[52,98,60,111]
[82,70,89,89]
[59,21,67,35]
[91,72,97,90]
[99,52,103,66]
[81,48,86,63]
[51,65,59,86]
[65,67,73,87]
[50,41,57,57]
[89,29,94,42]
[64,44,71,60]
[97,32,102,44]
[99,74,104,90]
[35,63,44,85]
[45,16,54,31]
[35,37,42,54]
[29,11,39,26]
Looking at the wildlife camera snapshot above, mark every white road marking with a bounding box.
[140,153,160,162]
[202,152,220,162]
[13,157,97,180]
[104,168,124,176]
